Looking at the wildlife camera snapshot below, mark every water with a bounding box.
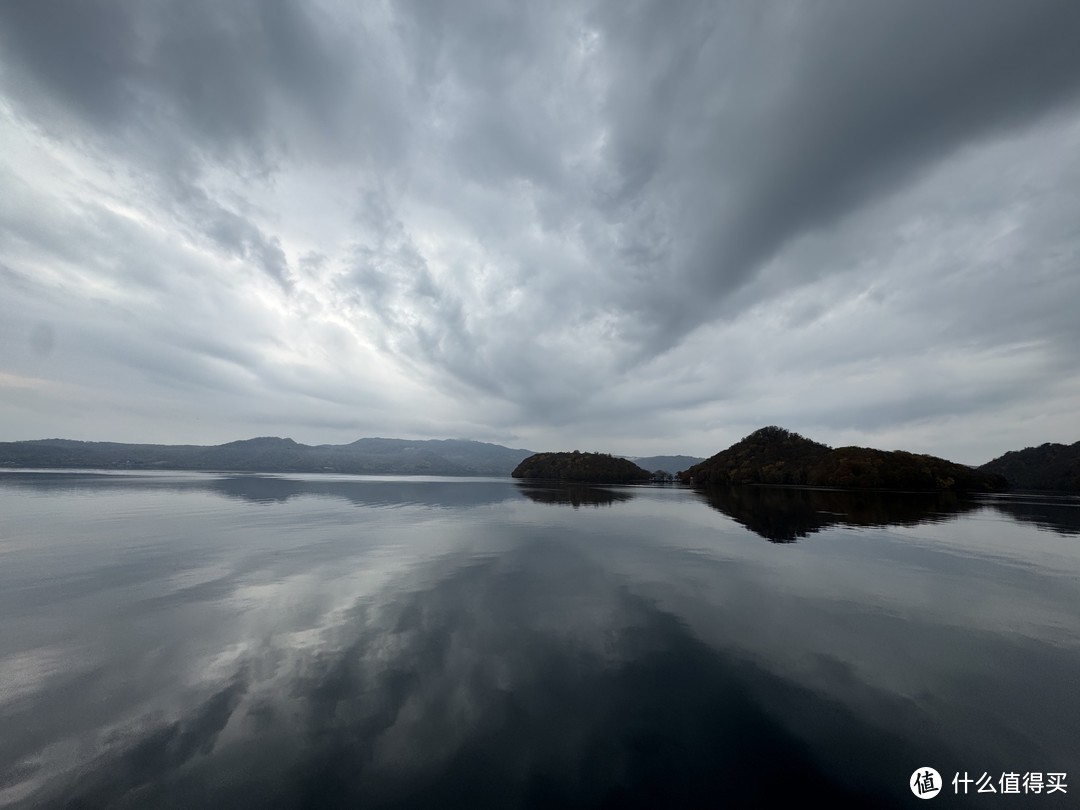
[1,471,1077,808]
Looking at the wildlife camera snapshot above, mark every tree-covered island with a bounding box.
[678,426,1008,492]
[511,451,651,484]
[979,440,1080,491]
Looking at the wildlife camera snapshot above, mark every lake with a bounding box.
[1,471,1077,808]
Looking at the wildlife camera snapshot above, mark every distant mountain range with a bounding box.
[0,437,709,479]
[2,431,1075,490]
[626,455,705,472]
[0,437,535,477]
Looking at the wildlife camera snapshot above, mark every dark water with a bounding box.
[1,472,1077,808]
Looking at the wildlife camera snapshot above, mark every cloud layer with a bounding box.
[2,0,1079,462]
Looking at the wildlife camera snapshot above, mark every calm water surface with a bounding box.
[1,472,1078,808]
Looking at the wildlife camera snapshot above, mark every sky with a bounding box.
[1,0,1079,464]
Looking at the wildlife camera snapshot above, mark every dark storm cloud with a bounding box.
[0,0,397,168]
[335,0,1080,432]
[593,0,1080,348]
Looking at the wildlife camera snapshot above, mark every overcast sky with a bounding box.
[2,0,1079,463]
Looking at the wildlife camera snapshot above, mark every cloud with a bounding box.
[0,0,400,167]
[1,0,1079,460]
[591,0,1080,345]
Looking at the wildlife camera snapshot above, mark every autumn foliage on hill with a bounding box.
[678,427,1007,492]
[980,440,1080,491]
[511,451,651,484]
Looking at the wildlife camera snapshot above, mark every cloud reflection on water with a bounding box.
[36,542,908,808]
[1,473,1078,808]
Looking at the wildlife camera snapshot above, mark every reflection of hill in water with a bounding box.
[516,483,636,508]
[697,486,979,542]
[978,494,1080,536]
[0,472,517,510]
[6,473,1078,536]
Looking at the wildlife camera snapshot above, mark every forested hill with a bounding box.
[679,426,1008,492]
[512,451,651,484]
[0,437,534,477]
[980,441,1080,491]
